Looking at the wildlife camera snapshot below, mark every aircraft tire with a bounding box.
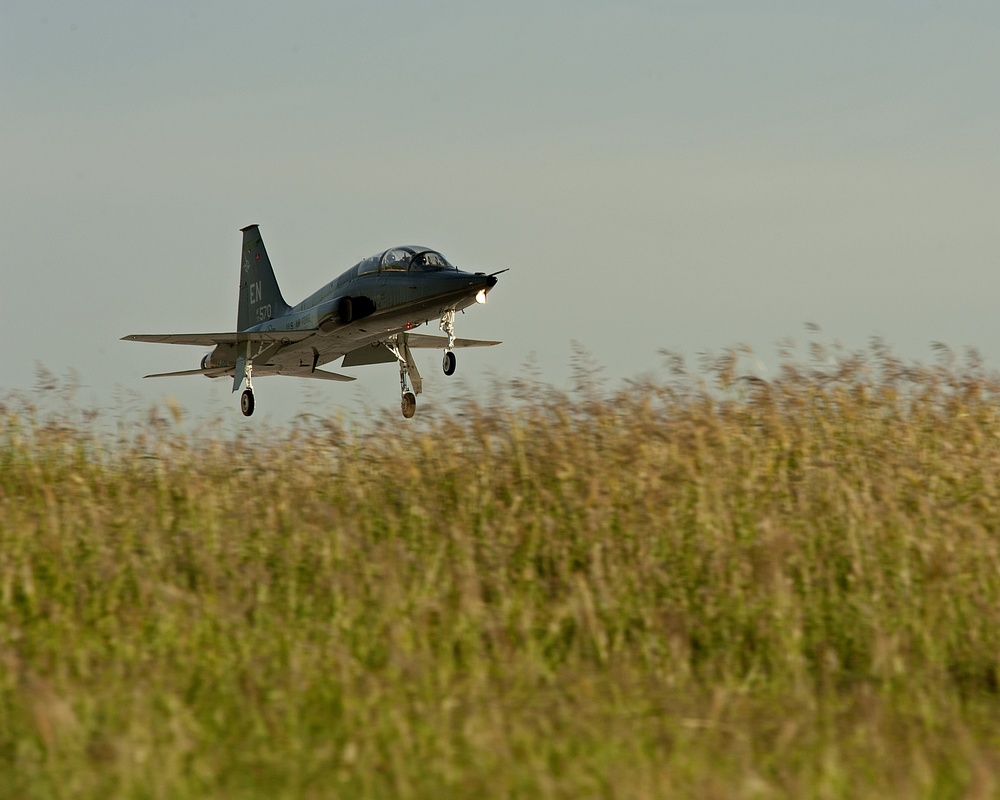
[401,391,416,419]
[241,389,255,417]
[443,351,457,376]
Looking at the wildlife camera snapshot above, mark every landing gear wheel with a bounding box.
[443,350,457,376]
[241,389,255,417]
[401,391,416,419]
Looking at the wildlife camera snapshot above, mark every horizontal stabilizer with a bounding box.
[123,330,318,347]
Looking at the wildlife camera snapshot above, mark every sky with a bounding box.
[3,1,999,427]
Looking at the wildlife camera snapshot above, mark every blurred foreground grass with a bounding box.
[2,343,1000,799]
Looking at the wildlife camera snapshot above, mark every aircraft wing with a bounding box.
[340,334,502,368]
[144,365,354,382]
[288,368,356,382]
[401,334,502,349]
[144,367,230,379]
[122,330,318,346]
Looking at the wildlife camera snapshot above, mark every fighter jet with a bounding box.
[123,225,502,418]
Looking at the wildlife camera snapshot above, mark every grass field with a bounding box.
[2,343,1000,798]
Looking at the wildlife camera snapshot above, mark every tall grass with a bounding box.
[2,343,999,798]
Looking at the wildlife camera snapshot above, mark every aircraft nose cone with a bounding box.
[455,271,498,291]
[429,269,500,303]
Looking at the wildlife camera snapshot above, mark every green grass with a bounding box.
[2,343,1000,798]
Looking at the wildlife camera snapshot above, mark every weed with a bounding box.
[2,343,999,798]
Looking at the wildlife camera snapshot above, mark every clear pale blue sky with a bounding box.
[3,1,999,425]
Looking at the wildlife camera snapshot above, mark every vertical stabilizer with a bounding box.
[237,225,291,331]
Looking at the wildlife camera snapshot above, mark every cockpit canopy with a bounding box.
[379,246,456,272]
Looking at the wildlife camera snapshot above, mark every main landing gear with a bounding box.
[401,390,416,419]
[390,310,463,418]
[388,332,423,419]
[240,358,255,417]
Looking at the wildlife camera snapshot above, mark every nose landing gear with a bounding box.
[440,308,458,376]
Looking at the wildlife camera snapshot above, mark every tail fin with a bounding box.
[237,225,291,330]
